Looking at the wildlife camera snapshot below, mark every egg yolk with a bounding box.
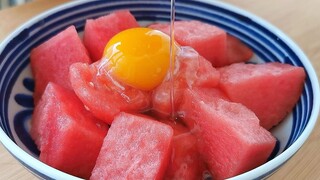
[102,27,175,91]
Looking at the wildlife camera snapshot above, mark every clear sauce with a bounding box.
[169,0,176,119]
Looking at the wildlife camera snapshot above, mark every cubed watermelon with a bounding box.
[218,62,306,129]
[162,120,207,180]
[69,62,151,124]
[152,47,220,117]
[30,83,108,179]
[226,34,253,65]
[192,87,230,102]
[178,89,276,179]
[149,21,227,67]
[90,112,173,180]
[30,25,91,104]
[83,10,139,61]
[149,22,254,67]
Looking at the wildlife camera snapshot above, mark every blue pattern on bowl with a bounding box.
[0,0,319,179]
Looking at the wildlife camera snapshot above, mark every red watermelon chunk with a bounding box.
[152,47,220,118]
[149,21,254,67]
[226,34,253,65]
[149,20,227,67]
[153,86,228,121]
[90,112,173,180]
[30,83,108,179]
[218,62,306,130]
[69,61,151,124]
[178,89,276,179]
[83,10,139,61]
[162,120,208,180]
[192,87,230,102]
[30,25,91,104]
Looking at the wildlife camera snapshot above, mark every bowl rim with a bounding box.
[0,0,319,179]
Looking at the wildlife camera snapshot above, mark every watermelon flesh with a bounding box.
[192,87,230,102]
[69,61,151,124]
[30,83,108,179]
[149,21,254,67]
[83,10,139,61]
[90,112,173,180]
[30,25,91,104]
[226,34,253,65]
[178,89,276,179]
[161,120,208,180]
[149,20,227,67]
[218,62,306,129]
[28,10,307,179]
[152,47,220,118]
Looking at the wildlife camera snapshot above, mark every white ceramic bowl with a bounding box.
[0,0,319,179]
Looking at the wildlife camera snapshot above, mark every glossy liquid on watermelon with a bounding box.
[152,47,220,118]
[69,61,151,124]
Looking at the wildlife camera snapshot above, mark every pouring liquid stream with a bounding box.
[169,0,176,120]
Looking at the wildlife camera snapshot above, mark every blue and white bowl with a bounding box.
[0,0,319,179]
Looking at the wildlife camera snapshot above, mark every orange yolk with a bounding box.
[103,27,175,91]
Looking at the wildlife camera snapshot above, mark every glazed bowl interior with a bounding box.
[0,0,319,179]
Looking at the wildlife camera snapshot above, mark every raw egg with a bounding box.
[102,27,176,91]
